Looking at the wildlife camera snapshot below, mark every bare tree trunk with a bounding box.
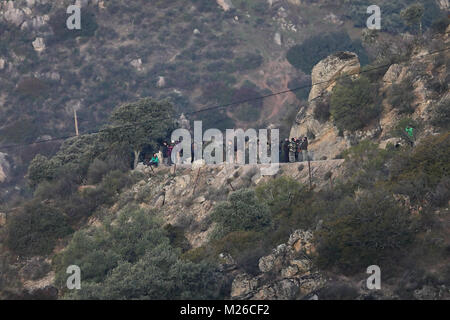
[134,150,140,169]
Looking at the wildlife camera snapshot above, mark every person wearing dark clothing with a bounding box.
[167,141,174,165]
[405,126,414,147]
[162,141,169,165]
[294,138,300,161]
[288,138,297,163]
[297,137,304,161]
[281,138,289,163]
[177,140,183,160]
[300,137,308,162]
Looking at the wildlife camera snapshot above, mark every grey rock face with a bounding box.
[231,229,325,300]
[290,52,361,160]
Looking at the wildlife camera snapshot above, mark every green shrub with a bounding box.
[67,245,223,300]
[431,98,450,129]
[233,52,263,71]
[54,208,168,286]
[255,176,306,214]
[343,140,390,181]
[34,172,79,200]
[50,134,106,179]
[55,208,223,299]
[0,253,22,299]
[313,98,331,123]
[27,155,56,187]
[210,189,271,239]
[86,159,110,185]
[429,177,450,208]
[164,224,191,253]
[330,76,382,132]
[388,77,416,114]
[389,117,422,144]
[6,202,72,256]
[212,231,267,275]
[389,132,450,202]
[100,170,133,196]
[315,190,414,274]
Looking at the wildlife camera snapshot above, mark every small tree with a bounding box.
[211,189,271,239]
[103,98,175,169]
[401,3,425,35]
[6,201,72,256]
[315,190,413,274]
[330,76,381,132]
[27,155,55,187]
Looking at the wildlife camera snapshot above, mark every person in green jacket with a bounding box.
[405,126,414,146]
[149,153,159,167]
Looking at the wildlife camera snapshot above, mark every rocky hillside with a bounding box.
[1,0,448,200]
[0,0,449,301]
[133,160,345,248]
[290,27,450,160]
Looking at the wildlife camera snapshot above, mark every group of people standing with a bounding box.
[145,136,310,168]
[280,137,309,163]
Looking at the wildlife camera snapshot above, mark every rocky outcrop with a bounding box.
[230,229,326,300]
[379,32,450,141]
[436,0,449,10]
[132,161,344,248]
[130,58,144,72]
[1,1,26,26]
[290,52,361,160]
[274,32,282,46]
[0,152,10,183]
[1,0,51,32]
[289,37,450,159]
[156,76,166,88]
[323,13,343,26]
[32,37,46,52]
[308,51,360,102]
[216,0,234,11]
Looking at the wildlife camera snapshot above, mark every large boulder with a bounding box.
[2,1,26,27]
[32,37,46,52]
[290,52,361,160]
[308,51,360,102]
[231,229,326,300]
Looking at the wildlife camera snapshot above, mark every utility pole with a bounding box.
[308,152,312,190]
[73,107,79,136]
[192,167,202,196]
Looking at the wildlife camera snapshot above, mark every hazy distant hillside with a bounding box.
[0,0,447,196]
[0,0,449,301]
[0,0,445,138]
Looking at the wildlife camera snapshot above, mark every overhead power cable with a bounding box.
[0,46,449,151]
